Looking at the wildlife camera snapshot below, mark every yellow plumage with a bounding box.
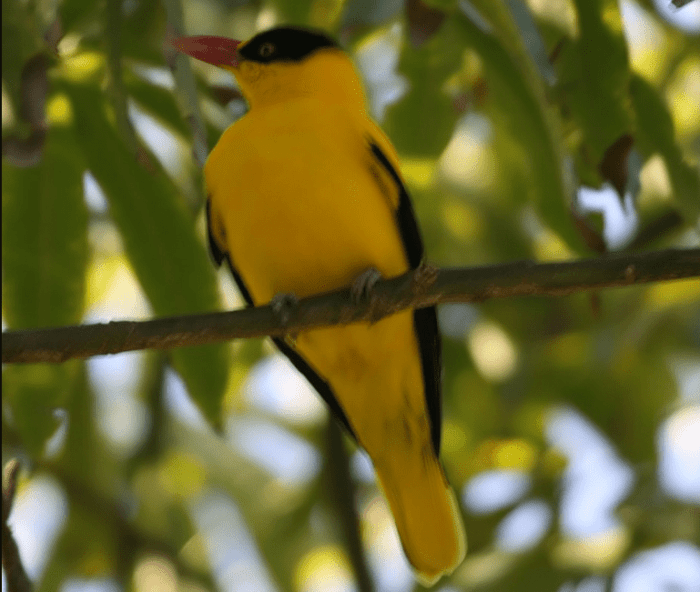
[175,27,465,583]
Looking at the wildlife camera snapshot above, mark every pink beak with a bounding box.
[171,35,241,68]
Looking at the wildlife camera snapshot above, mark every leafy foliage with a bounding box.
[2,0,699,591]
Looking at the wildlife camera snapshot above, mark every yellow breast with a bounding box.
[205,97,409,304]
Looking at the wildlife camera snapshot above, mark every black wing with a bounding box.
[206,197,357,438]
[206,198,226,267]
[369,142,443,456]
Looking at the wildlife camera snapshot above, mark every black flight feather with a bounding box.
[368,141,443,456]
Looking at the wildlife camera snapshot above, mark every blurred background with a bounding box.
[2,0,700,591]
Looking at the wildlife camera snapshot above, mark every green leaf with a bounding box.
[59,0,101,36]
[453,10,585,252]
[2,124,88,456]
[2,128,88,328]
[272,0,319,25]
[124,72,191,138]
[422,0,457,10]
[63,81,229,426]
[1,0,45,116]
[58,360,117,486]
[120,0,167,65]
[383,18,463,157]
[573,0,632,159]
[631,74,700,225]
[554,0,634,190]
[3,362,80,457]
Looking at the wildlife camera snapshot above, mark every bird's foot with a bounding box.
[350,266,383,305]
[270,292,299,326]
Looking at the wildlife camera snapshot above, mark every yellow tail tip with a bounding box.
[409,484,467,586]
[375,456,467,585]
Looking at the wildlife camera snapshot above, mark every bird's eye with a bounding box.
[259,42,275,58]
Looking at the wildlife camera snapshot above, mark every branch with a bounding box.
[324,420,374,592]
[2,249,698,364]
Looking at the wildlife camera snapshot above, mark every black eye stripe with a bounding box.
[238,27,338,64]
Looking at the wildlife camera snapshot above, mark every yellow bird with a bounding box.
[173,27,465,583]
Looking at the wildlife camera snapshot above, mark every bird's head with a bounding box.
[172,27,365,111]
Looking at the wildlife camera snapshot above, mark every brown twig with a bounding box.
[324,420,375,592]
[2,249,699,365]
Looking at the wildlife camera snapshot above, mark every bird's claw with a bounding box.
[351,266,383,305]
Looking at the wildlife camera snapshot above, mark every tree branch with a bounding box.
[3,249,698,365]
[324,420,374,592]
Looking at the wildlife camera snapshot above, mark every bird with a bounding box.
[172,26,465,583]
